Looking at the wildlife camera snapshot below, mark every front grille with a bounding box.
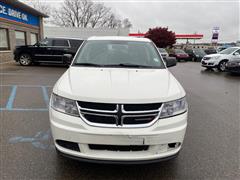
[81,112,117,124]
[77,101,162,127]
[89,144,149,151]
[78,101,117,111]
[123,114,158,124]
[124,103,161,111]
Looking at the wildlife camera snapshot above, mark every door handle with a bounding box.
[47,48,52,50]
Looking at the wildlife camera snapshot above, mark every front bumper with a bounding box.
[50,108,187,163]
[57,149,180,164]
[201,60,218,68]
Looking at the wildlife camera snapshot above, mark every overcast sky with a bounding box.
[23,0,239,43]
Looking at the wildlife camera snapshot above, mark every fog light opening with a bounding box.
[56,140,80,152]
[168,142,181,149]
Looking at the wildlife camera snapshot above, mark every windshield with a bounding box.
[73,40,165,68]
[175,49,185,54]
[193,49,206,56]
[219,47,239,54]
[158,48,167,53]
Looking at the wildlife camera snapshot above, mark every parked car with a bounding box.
[14,37,84,66]
[158,48,169,59]
[50,36,188,164]
[201,47,240,71]
[185,48,206,62]
[169,49,189,61]
[204,48,217,55]
[225,58,240,74]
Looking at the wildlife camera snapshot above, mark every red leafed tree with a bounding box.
[145,27,176,48]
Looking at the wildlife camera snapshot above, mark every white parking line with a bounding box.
[0,85,51,111]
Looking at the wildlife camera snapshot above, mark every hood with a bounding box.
[204,53,225,58]
[54,67,185,104]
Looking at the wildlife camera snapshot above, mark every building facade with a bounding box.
[0,0,47,63]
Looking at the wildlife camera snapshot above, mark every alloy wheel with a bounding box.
[219,61,226,71]
[19,54,31,66]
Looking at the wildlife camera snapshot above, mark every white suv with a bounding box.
[49,36,187,164]
[201,47,240,71]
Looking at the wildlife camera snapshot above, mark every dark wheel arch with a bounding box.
[218,59,229,72]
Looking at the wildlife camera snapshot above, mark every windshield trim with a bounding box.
[72,40,166,69]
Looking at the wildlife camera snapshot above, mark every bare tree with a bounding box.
[90,4,111,28]
[25,0,132,28]
[103,13,122,28]
[122,18,132,28]
[52,0,132,29]
[26,0,51,23]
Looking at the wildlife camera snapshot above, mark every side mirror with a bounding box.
[63,54,73,65]
[165,57,177,68]
[234,52,240,56]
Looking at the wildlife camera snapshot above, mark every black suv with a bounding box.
[185,48,206,62]
[14,37,84,66]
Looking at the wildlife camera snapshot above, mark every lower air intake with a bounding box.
[89,144,149,151]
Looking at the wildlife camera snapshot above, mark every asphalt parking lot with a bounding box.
[0,61,239,179]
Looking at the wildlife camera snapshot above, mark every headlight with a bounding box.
[160,97,187,118]
[51,94,79,116]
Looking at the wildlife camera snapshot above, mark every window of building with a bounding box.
[15,31,26,46]
[30,33,38,45]
[0,28,9,51]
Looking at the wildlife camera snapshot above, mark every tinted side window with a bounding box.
[70,40,84,48]
[53,39,69,47]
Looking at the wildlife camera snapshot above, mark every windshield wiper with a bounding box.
[73,63,156,68]
[107,63,153,68]
[73,63,105,67]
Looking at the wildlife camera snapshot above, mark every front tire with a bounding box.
[19,54,32,66]
[218,60,227,72]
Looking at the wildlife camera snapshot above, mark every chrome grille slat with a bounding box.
[77,101,162,128]
[79,106,119,113]
[121,113,159,125]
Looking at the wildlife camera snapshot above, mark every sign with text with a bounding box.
[211,27,220,43]
[0,1,39,26]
